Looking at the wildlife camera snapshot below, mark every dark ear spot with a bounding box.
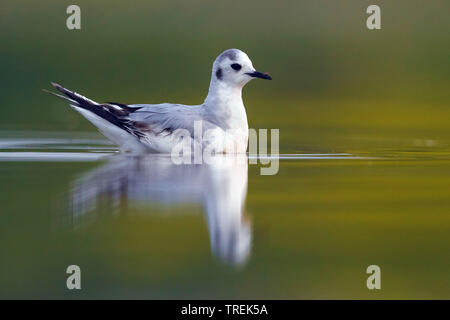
[216,68,223,80]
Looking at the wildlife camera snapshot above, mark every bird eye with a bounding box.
[231,63,242,71]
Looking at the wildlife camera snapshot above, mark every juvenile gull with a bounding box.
[45,49,271,153]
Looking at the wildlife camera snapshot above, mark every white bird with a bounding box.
[45,49,271,153]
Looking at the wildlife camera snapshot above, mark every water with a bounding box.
[1,0,449,300]
[1,131,449,299]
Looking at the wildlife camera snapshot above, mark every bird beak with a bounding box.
[246,71,272,80]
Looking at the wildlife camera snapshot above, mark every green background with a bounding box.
[0,0,450,299]
[1,0,449,152]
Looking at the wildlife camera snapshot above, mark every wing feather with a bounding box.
[127,103,205,136]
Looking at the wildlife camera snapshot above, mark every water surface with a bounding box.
[1,132,449,299]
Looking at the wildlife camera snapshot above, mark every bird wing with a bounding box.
[126,103,206,136]
[46,82,205,139]
[45,83,214,151]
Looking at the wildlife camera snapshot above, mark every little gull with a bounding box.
[45,49,271,153]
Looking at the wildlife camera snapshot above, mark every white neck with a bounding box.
[203,77,248,131]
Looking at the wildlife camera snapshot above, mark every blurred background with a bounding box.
[0,0,449,152]
[0,0,450,299]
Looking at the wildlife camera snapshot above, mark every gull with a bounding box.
[45,49,271,153]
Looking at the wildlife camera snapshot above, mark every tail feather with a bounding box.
[42,88,77,104]
[50,82,99,106]
[44,82,146,140]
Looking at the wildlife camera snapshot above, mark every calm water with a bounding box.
[0,131,449,299]
[1,0,449,300]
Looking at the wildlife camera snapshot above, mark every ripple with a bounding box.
[0,152,111,162]
[1,133,448,163]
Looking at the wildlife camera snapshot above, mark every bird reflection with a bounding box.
[69,154,251,266]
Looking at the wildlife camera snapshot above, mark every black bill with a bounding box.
[246,71,272,80]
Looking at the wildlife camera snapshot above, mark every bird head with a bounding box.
[212,49,272,88]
